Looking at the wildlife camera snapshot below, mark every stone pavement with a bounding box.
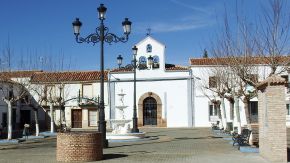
[0,128,269,163]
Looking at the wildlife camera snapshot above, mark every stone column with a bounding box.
[257,75,287,163]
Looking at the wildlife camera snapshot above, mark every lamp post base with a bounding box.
[103,139,109,148]
[98,120,108,148]
[131,128,139,133]
[131,117,139,133]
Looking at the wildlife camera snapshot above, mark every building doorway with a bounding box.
[1,113,7,129]
[20,110,31,128]
[71,109,82,128]
[143,97,157,125]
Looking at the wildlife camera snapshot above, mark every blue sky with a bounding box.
[0,0,271,71]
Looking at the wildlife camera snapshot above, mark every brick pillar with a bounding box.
[257,75,287,163]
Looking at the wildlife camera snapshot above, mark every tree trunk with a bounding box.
[243,97,250,125]
[34,108,39,136]
[50,104,54,133]
[217,103,224,129]
[7,101,12,140]
[228,98,235,132]
[221,97,227,130]
[234,96,242,134]
[229,100,234,121]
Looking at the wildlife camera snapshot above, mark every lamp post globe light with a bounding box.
[72,3,132,148]
[117,46,154,133]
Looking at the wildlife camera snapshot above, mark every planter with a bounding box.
[57,132,103,162]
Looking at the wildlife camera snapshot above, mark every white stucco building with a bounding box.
[109,36,194,128]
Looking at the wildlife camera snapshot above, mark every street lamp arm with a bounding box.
[104,32,128,44]
[75,33,101,45]
[75,27,128,45]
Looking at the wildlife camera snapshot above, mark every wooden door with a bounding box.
[72,109,82,128]
[143,97,157,126]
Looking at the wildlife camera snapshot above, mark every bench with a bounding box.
[232,128,251,150]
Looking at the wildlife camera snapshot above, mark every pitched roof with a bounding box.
[0,70,42,79]
[30,71,108,83]
[135,36,165,48]
[110,65,188,72]
[257,75,286,90]
[110,67,133,73]
[189,56,290,66]
[165,66,188,71]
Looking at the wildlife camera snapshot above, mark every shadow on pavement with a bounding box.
[0,146,36,150]
[103,154,128,160]
[108,135,222,149]
[174,136,223,140]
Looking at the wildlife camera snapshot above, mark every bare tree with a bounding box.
[0,77,33,139]
[210,0,290,126]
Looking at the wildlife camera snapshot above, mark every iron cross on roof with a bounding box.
[146,28,152,36]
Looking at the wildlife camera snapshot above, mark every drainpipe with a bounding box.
[189,69,196,127]
[107,71,111,123]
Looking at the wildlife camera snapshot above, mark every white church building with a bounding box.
[109,36,195,128]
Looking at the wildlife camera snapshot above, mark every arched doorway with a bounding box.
[138,92,167,127]
[143,97,157,125]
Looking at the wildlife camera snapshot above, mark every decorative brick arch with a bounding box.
[138,92,166,127]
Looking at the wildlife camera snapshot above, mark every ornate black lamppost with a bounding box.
[117,46,154,133]
[72,4,132,148]
[117,55,123,68]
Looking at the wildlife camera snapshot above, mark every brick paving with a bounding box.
[0,128,269,163]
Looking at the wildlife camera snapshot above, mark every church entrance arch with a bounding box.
[138,92,166,127]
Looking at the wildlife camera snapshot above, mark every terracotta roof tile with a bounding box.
[30,71,108,83]
[110,67,133,72]
[111,66,188,72]
[257,75,286,90]
[165,66,188,71]
[0,70,42,79]
[190,56,290,66]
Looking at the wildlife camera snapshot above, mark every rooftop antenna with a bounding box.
[146,28,152,36]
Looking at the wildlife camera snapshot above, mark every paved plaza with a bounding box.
[0,128,269,163]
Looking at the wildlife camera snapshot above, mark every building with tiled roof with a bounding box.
[189,55,290,131]
[189,56,290,66]
[0,70,42,79]
[30,71,108,83]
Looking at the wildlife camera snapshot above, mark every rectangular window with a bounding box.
[88,110,98,127]
[209,104,214,116]
[209,103,218,122]
[249,101,258,123]
[82,84,93,98]
[209,76,218,88]
[209,104,218,116]
[250,101,258,115]
[286,104,290,115]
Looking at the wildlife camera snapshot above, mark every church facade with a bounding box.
[109,36,195,127]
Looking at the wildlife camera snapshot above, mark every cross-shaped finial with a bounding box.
[146,28,152,36]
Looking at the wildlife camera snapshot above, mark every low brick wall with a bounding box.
[57,132,103,162]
